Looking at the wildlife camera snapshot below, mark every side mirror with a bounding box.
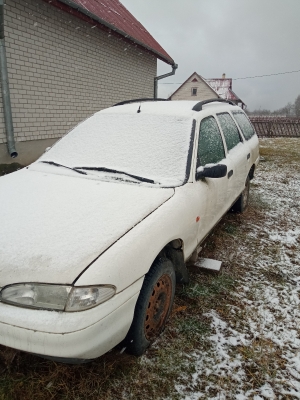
[196,164,227,180]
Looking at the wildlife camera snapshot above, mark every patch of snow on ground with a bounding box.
[174,139,300,399]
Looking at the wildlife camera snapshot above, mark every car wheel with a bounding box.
[125,258,176,356]
[232,176,250,213]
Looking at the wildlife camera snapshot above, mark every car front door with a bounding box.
[195,115,233,243]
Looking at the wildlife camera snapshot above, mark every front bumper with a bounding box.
[0,279,143,360]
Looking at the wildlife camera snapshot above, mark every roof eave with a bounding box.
[57,0,174,65]
[228,89,246,105]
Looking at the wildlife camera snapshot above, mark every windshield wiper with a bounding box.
[40,161,87,175]
[75,166,154,184]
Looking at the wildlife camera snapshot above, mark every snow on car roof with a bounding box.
[102,99,238,117]
[102,100,200,117]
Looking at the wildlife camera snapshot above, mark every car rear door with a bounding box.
[231,110,259,170]
[216,112,249,199]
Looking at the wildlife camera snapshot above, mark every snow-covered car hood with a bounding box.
[0,169,174,286]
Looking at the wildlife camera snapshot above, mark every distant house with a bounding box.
[169,72,246,109]
[169,72,219,101]
[206,74,246,109]
[0,0,175,165]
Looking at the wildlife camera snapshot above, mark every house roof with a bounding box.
[206,78,245,105]
[50,0,174,65]
[169,72,219,99]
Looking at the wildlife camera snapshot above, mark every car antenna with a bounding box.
[137,103,141,113]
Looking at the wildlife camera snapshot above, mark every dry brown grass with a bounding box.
[259,137,300,164]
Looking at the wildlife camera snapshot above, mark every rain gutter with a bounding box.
[0,0,17,158]
[154,63,178,99]
[56,0,174,66]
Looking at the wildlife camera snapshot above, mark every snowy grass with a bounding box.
[0,138,299,399]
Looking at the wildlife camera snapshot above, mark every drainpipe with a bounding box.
[154,63,178,99]
[0,0,17,158]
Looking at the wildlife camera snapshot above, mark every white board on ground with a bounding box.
[194,258,222,272]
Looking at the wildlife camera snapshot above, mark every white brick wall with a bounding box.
[171,73,217,101]
[0,0,157,146]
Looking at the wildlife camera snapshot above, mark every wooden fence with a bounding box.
[249,116,300,138]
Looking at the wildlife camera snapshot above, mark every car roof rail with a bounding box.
[113,98,169,107]
[192,98,236,111]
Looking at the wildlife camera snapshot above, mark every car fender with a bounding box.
[75,183,202,292]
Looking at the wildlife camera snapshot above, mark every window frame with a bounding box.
[231,110,256,141]
[216,112,243,152]
[191,87,197,96]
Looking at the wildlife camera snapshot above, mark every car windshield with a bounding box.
[38,111,194,187]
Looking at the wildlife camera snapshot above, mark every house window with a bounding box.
[191,87,197,96]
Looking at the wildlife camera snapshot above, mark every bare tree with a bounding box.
[272,102,294,116]
[248,95,300,117]
[295,95,300,117]
[247,108,271,116]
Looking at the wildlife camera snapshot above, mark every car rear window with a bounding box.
[232,111,255,140]
[217,112,241,151]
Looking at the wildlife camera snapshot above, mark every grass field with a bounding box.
[0,138,299,399]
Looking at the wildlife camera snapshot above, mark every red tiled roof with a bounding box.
[55,0,174,65]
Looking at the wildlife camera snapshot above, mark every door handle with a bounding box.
[247,153,250,160]
[228,170,233,178]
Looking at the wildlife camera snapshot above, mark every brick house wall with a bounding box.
[0,0,157,164]
[170,73,217,101]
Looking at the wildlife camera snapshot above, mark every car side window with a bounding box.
[232,111,255,140]
[217,112,241,152]
[198,116,225,166]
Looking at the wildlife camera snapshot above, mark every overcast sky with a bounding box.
[121,0,300,111]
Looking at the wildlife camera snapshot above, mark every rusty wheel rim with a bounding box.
[144,274,173,341]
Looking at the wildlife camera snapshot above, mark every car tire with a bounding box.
[125,258,176,356]
[232,176,250,213]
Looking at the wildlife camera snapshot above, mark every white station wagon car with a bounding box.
[0,99,259,362]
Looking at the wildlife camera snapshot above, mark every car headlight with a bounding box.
[0,283,116,312]
[65,286,116,312]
